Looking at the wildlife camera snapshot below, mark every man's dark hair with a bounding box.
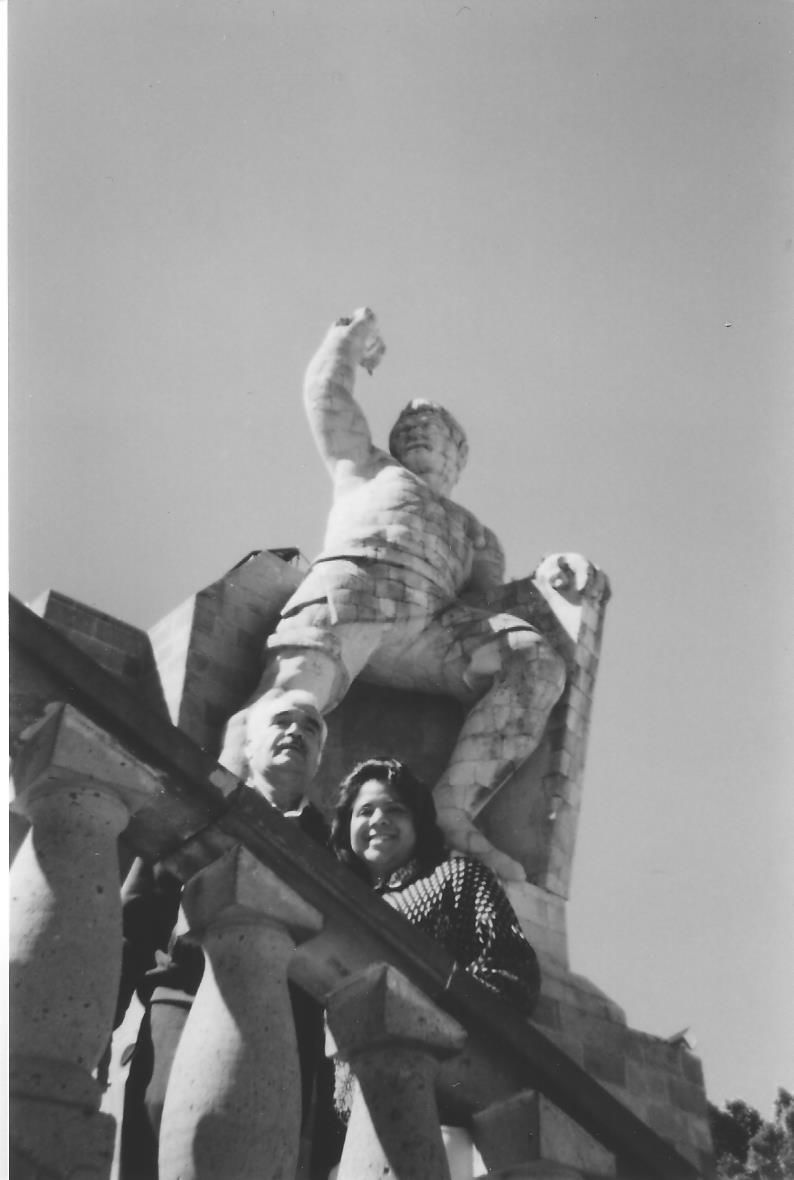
[330,757,447,882]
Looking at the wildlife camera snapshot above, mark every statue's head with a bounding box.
[388,399,469,496]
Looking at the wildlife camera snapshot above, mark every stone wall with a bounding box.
[146,549,303,755]
[25,588,168,721]
[17,551,713,1177]
[534,963,713,1175]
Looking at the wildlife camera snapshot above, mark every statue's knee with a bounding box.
[507,632,566,695]
[258,645,347,710]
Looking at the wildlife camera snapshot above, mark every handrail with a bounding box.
[9,594,702,1180]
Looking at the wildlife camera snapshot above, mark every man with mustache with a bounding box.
[116,690,334,1179]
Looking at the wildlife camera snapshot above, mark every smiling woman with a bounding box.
[348,779,419,885]
[328,758,541,1177]
[330,757,540,1012]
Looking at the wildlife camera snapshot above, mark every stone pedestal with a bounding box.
[328,964,467,1180]
[158,844,323,1180]
[472,1089,613,1180]
[11,1060,117,1180]
[10,775,130,1179]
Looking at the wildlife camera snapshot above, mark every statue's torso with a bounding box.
[320,461,482,598]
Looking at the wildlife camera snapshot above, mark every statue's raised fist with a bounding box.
[534,552,599,603]
[331,307,386,373]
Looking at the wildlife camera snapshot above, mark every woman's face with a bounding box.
[349,779,417,884]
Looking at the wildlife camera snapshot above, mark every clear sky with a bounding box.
[10,0,794,1118]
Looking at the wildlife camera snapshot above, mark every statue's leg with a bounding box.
[436,629,565,880]
[378,607,566,881]
[218,606,384,778]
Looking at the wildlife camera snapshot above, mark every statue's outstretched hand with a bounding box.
[333,307,386,374]
[534,553,599,603]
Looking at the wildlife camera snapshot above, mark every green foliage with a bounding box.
[708,1089,794,1180]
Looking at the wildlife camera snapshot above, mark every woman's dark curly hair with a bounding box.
[330,757,447,883]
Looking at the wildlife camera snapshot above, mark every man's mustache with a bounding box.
[276,734,307,754]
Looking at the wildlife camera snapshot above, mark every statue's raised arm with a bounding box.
[303,307,387,482]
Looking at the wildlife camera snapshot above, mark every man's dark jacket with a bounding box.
[116,802,339,1179]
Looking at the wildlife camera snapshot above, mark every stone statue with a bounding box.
[221,308,593,881]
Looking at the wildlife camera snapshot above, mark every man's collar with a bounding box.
[279,800,310,820]
[246,777,308,816]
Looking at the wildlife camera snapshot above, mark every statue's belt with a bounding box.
[309,554,422,576]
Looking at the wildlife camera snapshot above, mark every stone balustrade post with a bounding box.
[9,755,131,1178]
[327,963,467,1180]
[157,843,323,1180]
[472,1090,612,1180]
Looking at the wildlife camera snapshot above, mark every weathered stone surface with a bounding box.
[473,1089,615,1177]
[10,763,129,1180]
[328,965,466,1180]
[26,588,168,721]
[12,1072,116,1180]
[530,964,713,1172]
[11,699,239,861]
[148,548,303,754]
[10,776,128,1068]
[159,845,322,1180]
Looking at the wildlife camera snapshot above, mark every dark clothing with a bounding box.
[116,803,339,1180]
[117,802,330,1014]
[334,851,540,1119]
[377,851,541,1016]
[117,993,190,1180]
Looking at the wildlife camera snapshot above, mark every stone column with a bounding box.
[10,771,130,1179]
[472,1090,613,1180]
[158,844,323,1180]
[327,964,467,1180]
